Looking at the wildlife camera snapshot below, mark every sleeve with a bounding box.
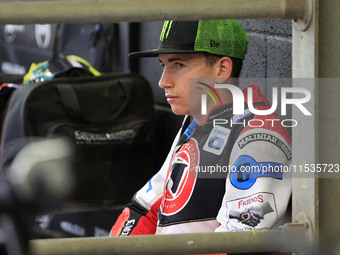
[215,127,292,232]
[110,123,183,236]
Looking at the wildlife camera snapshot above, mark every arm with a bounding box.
[215,128,292,232]
[109,196,161,236]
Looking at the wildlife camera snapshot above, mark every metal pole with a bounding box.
[318,0,340,254]
[29,223,309,255]
[292,0,319,254]
[0,0,309,25]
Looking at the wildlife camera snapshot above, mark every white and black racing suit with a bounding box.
[110,84,292,237]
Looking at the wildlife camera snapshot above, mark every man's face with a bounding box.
[158,54,218,116]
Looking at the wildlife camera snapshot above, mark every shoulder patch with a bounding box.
[238,133,291,160]
[230,155,283,190]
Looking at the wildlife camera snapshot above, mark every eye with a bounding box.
[175,62,185,69]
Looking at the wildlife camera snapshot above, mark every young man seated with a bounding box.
[110,19,291,239]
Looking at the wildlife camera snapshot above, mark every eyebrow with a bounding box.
[169,57,188,62]
[158,57,190,64]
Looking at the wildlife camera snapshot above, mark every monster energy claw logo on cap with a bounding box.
[160,20,173,42]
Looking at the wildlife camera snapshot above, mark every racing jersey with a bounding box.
[110,84,292,236]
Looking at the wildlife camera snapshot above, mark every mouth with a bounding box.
[165,95,180,103]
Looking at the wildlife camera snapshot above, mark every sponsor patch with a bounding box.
[203,125,230,155]
[74,129,137,144]
[238,133,292,160]
[226,192,278,230]
[230,155,283,190]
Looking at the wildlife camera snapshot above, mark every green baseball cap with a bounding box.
[129,19,248,59]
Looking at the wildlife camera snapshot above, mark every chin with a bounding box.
[170,106,189,116]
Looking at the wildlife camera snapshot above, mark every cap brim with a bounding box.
[128,48,200,58]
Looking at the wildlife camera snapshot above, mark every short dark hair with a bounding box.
[203,53,243,78]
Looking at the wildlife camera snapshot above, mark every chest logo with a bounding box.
[160,139,199,216]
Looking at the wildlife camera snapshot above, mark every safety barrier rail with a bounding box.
[0,0,310,25]
[29,223,311,255]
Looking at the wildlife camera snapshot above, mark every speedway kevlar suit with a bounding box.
[110,84,292,236]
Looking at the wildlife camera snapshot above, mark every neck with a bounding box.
[193,89,234,126]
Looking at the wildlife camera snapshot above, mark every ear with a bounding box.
[217,57,233,79]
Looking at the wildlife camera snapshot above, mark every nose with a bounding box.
[158,68,173,89]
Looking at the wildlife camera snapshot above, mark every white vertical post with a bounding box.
[292,0,319,253]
